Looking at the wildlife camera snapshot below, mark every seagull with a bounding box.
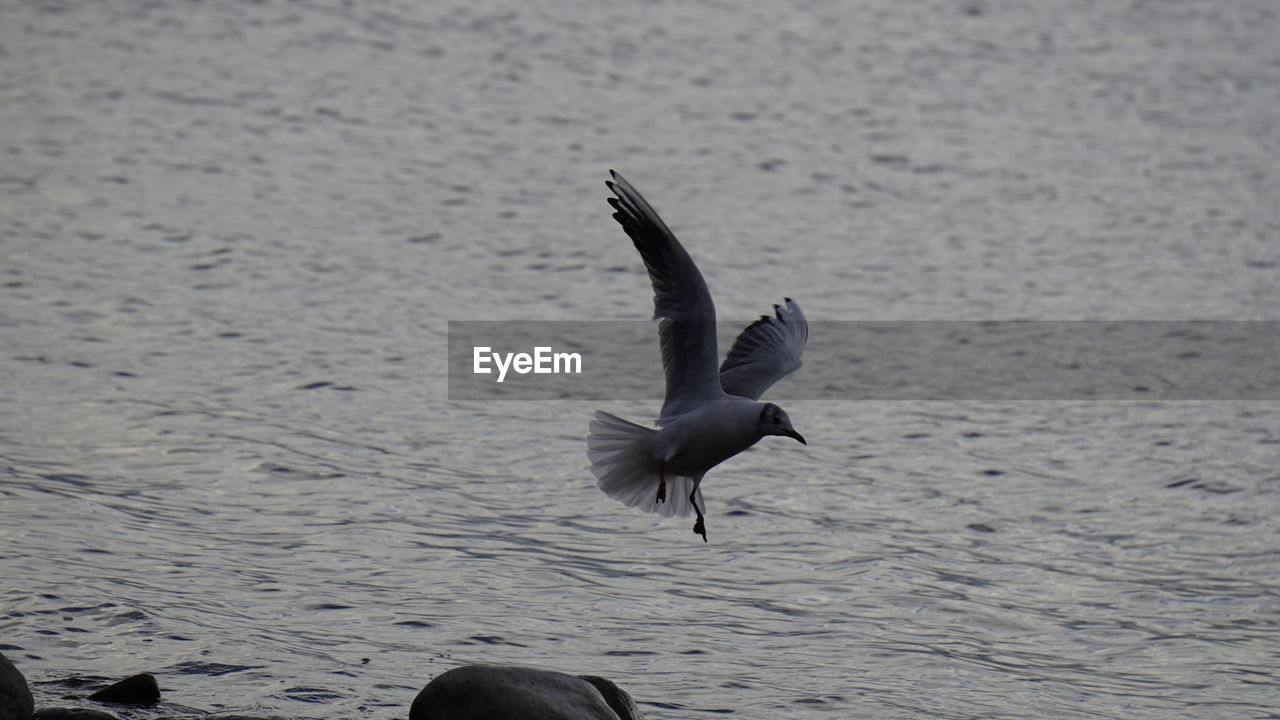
[587,170,808,542]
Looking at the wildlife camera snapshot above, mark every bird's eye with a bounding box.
[772,416,781,425]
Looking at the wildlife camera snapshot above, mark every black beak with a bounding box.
[786,429,807,445]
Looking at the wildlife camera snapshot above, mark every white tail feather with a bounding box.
[587,410,703,518]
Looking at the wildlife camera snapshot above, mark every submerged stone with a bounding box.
[410,664,644,720]
[87,672,160,705]
[0,651,35,720]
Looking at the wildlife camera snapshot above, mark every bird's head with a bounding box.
[757,403,806,445]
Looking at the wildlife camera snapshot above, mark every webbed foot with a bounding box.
[690,485,707,542]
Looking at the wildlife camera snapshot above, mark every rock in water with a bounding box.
[410,664,644,720]
[0,651,35,720]
[86,673,160,705]
[577,676,643,720]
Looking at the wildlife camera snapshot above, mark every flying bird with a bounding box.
[587,170,808,541]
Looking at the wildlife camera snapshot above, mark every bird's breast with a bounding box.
[654,401,762,475]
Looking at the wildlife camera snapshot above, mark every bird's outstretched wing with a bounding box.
[607,170,724,421]
[718,298,807,400]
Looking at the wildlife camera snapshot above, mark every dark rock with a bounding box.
[87,672,160,705]
[33,709,121,720]
[578,675,643,720]
[0,651,35,720]
[410,664,644,720]
[195,716,296,720]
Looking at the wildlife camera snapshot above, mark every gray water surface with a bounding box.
[3,1,1278,718]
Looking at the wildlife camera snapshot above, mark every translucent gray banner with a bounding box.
[448,321,1279,401]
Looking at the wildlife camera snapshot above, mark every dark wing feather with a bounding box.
[607,170,724,420]
[719,298,807,400]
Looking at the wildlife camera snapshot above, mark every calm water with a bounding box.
[3,1,1278,718]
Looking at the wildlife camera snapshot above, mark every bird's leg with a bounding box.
[690,486,707,542]
[656,462,667,504]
